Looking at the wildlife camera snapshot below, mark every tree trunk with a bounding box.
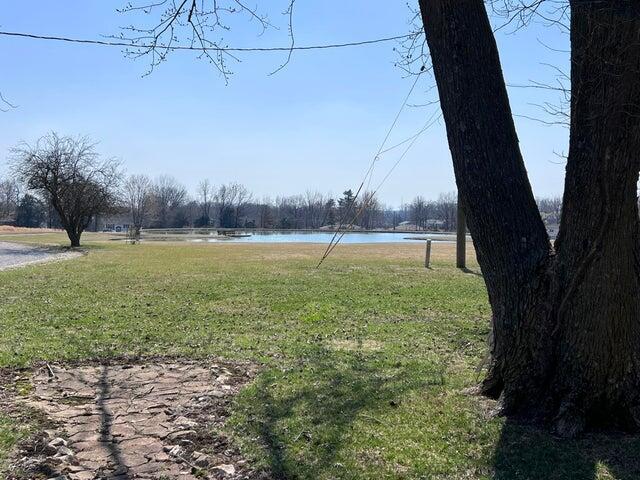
[65,226,82,247]
[418,0,640,435]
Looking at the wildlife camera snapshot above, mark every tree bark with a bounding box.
[418,0,640,435]
[67,229,81,248]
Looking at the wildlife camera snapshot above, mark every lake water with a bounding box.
[189,231,458,244]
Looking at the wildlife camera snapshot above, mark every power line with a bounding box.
[316,73,432,268]
[318,110,441,264]
[0,30,415,53]
[317,72,423,267]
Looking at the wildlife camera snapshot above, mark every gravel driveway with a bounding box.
[0,241,81,271]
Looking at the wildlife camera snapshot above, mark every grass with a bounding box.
[0,414,24,470]
[0,233,638,479]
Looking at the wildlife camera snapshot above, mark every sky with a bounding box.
[0,1,570,206]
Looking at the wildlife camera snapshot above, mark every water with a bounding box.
[188,231,457,244]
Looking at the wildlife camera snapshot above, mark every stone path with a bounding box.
[0,241,80,271]
[11,360,260,480]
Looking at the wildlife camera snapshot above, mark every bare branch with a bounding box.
[269,0,296,76]
[0,91,18,112]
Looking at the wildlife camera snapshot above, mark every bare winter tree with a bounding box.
[123,174,152,236]
[232,183,252,228]
[197,179,214,227]
[151,175,187,228]
[215,183,236,228]
[11,133,122,247]
[303,191,325,229]
[0,178,20,222]
[410,196,428,230]
[257,196,274,229]
[435,192,457,231]
[359,191,382,230]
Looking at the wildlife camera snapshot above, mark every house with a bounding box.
[93,213,133,233]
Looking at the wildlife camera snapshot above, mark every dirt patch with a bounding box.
[328,339,384,352]
[3,358,269,480]
[0,242,83,272]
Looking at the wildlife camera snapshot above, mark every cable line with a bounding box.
[318,110,441,265]
[0,30,415,53]
[317,72,423,267]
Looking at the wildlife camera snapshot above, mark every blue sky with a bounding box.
[0,1,569,206]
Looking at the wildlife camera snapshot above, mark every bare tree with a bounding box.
[215,183,236,228]
[410,196,428,230]
[0,178,20,222]
[197,179,214,226]
[303,191,325,229]
[151,175,187,228]
[123,174,152,236]
[11,133,122,246]
[435,192,457,231]
[232,183,252,228]
[359,191,382,230]
[257,196,274,229]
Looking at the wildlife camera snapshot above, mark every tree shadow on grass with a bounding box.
[493,419,640,480]
[243,347,439,479]
[461,267,483,277]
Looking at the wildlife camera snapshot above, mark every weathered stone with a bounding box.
[15,360,254,480]
[55,445,74,457]
[213,463,236,475]
[51,453,77,466]
[167,429,196,441]
[68,472,93,480]
[192,452,210,468]
[168,445,185,458]
[49,437,68,448]
[174,415,198,427]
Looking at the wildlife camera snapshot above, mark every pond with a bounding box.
[187,231,458,244]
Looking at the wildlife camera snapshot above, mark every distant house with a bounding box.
[94,213,132,233]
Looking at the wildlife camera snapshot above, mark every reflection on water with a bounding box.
[188,231,457,244]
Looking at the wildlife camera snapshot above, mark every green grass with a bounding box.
[0,414,29,470]
[0,234,638,479]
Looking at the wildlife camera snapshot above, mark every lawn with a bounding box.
[0,234,638,479]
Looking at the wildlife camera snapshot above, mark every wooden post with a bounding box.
[425,239,432,268]
[456,196,466,269]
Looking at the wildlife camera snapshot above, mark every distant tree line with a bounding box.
[2,132,564,246]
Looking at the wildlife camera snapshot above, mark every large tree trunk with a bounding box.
[418,0,640,435]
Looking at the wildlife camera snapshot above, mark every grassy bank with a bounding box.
[0,235,638,479]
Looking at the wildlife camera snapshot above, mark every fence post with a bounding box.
[425,239,432,268]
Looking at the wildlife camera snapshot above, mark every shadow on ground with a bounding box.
[239,346,438,479]
[98,366,131,479]
[493,419,640,480]
[461,267,483,277]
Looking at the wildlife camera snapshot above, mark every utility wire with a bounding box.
[0,30,415,53]
[317,72,423,267]
[318,110,441,264]
[317,73,429,268]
